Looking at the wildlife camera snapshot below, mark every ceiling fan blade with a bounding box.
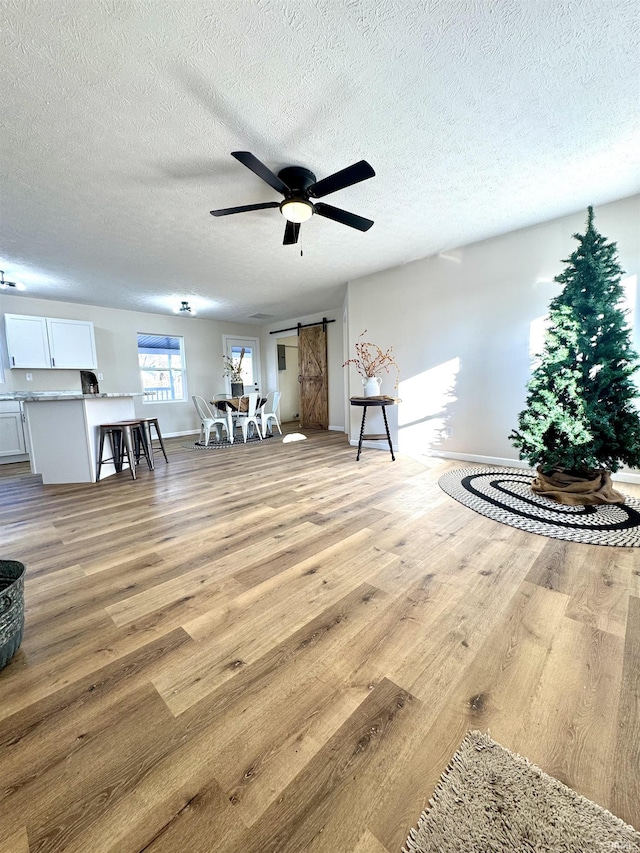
[283,220,300,245]
[231,151,290,195]
[314,203,374,232]
[307,160,375,199]
[210,202,280,216]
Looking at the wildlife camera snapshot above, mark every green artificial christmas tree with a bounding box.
[510,207,640,501]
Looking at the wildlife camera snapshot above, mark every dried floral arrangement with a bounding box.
[343,330,399,388]
[222,347,245,381]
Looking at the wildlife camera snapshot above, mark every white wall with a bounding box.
[261,310,345,431]
[346,195,640,475]
[0,294,260,436]
[5,195,636,453]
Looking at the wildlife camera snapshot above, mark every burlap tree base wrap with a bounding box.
[532,467,626,505]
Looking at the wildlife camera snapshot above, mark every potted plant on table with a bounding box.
[222,347,246,397]
[343,331,400,397]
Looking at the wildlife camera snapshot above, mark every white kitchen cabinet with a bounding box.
[0,401,27,458]
[46,318,97,369]
[4,313,97,369]
[4,314,50,368]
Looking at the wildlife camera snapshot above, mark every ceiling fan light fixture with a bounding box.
[280,199,313,223]
[176,300,194,315]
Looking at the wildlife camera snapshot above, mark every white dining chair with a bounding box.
[260,390,282,436]
[192,395,234,445]
[234,392,263,442]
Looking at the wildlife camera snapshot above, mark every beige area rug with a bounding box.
[404,731,639,853]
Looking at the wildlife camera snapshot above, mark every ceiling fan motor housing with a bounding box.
[277,166,317,196]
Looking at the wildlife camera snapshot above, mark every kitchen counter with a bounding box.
[20,393,143,483]
[0,392,144,401]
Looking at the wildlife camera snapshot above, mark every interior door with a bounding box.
[299,326,328,429]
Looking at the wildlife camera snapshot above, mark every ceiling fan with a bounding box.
[210,151,375,245]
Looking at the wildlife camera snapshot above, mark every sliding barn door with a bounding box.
[299,326,328,429]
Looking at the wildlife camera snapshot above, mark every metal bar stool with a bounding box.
[109,418,157,471]
[136,416,168,464]
[96,420,152,481]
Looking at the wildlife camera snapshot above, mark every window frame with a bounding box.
[137,333,187,404]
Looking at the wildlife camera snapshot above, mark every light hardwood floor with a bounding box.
[0,426,638,852]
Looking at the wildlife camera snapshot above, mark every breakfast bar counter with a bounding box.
[2,393,143,484]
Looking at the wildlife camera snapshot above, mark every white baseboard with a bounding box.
[349,438,398,451]
[426,450,532,469]
[329,425,345,432]
[0,453,29,465]
[425,449,640,485]
[165,430,200,438]
[611,471,640,484]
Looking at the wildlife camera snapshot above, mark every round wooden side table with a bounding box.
[350,396,399,461]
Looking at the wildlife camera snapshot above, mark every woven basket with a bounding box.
[0,560,25,670]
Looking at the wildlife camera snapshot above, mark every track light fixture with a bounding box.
[0,270,26,290]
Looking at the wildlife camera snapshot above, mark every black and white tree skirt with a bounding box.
[438,467,640,547]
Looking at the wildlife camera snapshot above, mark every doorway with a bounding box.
[222,336,261,394]
[276,335,300,422]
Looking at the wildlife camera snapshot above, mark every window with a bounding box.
[137,334,186,402]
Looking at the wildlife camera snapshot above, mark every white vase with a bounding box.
[363,376,382,397]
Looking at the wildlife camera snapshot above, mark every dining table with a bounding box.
[212,396,267,414]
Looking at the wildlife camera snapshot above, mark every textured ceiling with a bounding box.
[1,0,639,322]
